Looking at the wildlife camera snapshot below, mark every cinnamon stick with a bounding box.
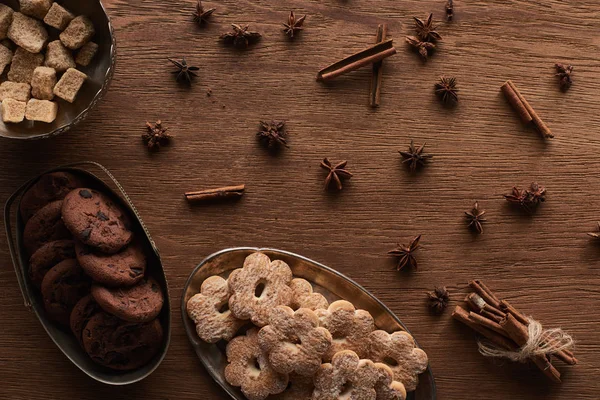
[317,39,397,81]
[469,280,501,309]
[500,300,529,326]
[465,293,505,318]
[452,306,516,351]
[468,311,510,338]
[500,81,532,124]
[369,24,388,107]
[501,80,554,138]
[185,185,245,203]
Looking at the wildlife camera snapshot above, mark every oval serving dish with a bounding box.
[0,0,116,140]
[4,162,171,385]
[181,247,436,400]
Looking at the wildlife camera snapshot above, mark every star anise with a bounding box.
[414,13,442,42]
[258,120,288,149]
[220,24,262,49]
[405,36,436,61]
[587,222,600,239]
[142,121,172,149]
[555,63,573,91]
[283,11,306,38]
[399,140,432,172]
[435,76,459,104]
[465,201,486,234]
[388,235,422,271]
[446,0,454,21]
[427,286,450,313]
[168,58,199,85]
[504,182,546,211]
[321,159,353,191]
[192,0,215,26]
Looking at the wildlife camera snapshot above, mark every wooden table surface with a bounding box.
[1,0,599,398]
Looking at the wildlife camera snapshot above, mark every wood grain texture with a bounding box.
[1,0,600,398]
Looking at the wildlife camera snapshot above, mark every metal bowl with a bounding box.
[181,247,436,400]
[4,162,171,385]
[0,0,116,140]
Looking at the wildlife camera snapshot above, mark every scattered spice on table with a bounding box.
[220,24,262,48]
[185,185,245,203]
[192,0,215,26]
[465,201,486,234]
[504,182,546,212]
[282,11,306,39]
[370,24,388,108]
[168,58,199,85]
[399,140,432,172]
[587,222,600,239]
[142,120,171,149]
[257,120,288,149]
[414,13,442,42]
[405,36,436,61]
[555,63,573,91]
[500,80,553,138]
[388,235,422,271]
[446,0,454,21]
[452,280,577,382]
[434,76,459,104]
[321,158,353,191]
[427,286,450,313]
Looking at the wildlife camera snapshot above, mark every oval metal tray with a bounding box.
[181,247,436,399]
[4,162,171,385]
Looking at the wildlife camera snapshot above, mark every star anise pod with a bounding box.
[406,36,436,60]
[427,286,450,313]
[399,140,432,172]
[258,120,288,149]
[283,11,306,39]
[435,76,459,104]
[192,0,215,26]
[555,63,573,91]
[388,235,422,271]
[220,24,261,49]
[587,222,600,239]
[142,120,171,149]
[414,13,442,42]
[168,57,199,85]
[446,0,454,21]
[504,182,546,211]
[465,201,486,234]
[321,159,353,191]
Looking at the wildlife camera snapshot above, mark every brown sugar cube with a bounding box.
[7,13,48,53]
[43,3,74,30]
[0,44,12,74]
[59,16,94,50]
[2,98,27,123]
[53,67,86,103]
[75,41,97,67]
[25,98,58,123]
[8,47,44,83]
[31,66,56,100]
[19,0,53,20]
[0,81,31,102]
[45,40,74,72]
[0,4,14,40]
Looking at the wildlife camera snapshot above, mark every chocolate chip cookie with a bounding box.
[91,278,164,323]
[82,312,163,371]
[19,171,85,223]
[29,240,76,288]
[23,200,71,255]
[75,241,146,287]
[41,259,92,326]
[61,189,133,254]
[70,294,102,346]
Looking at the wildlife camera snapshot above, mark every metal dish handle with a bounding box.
[4,161,160,310]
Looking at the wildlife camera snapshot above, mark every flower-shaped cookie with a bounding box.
[289,278,329,311]
[271,373,314,400]
[258,306,332,376]
[368,330,429,392]
[316,300,375,361]
[228,252,293,327]
[186,276,245,343]
[224,328,289,400]
[313,350,406,400]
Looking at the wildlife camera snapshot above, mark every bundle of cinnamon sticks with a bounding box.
[453,280,577,382]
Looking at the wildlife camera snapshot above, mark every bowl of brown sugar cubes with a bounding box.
[0,0,115,139]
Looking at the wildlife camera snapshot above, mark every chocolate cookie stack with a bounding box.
[21,171,164,371]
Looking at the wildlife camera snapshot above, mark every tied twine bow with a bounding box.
[477,318,574,362]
